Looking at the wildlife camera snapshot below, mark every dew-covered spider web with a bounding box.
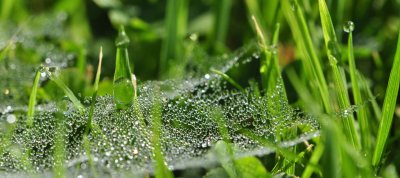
[0,44,320,178]
[1,14,320,177]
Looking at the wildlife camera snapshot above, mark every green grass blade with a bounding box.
[26,67,42,127]
[160,0,188,78]
[151,90,173,178]
[211,0,232,53]
[53,112,66,178]
[85,47,103,135]
[44,68,85,113]
[245,0,268,41]
[318,0,359,149]
[262,0,280,28]
[372,31,400,166]
[251,15,282,94]
[348,32,371,152]
[302,143,324,178]
[281,0,331,113]
[211,69,244,92]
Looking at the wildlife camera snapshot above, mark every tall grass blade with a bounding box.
[245,0,268,40]
[251,16,282,94]
[372,31,400,166]
[281,0,332,113]
[348,32,371,152]
[160,0,188,78]
[26,67,42,127]
[318,0,359,149]
[262,0,280,28]
[211,0,232,53]
[85,46,103,135]
[53,112,66,178]
[151,89,174,178]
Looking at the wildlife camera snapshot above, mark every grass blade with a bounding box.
[44,68,85,113]
[211,0,232,53]
[318,0,359,149]
[26,67,42,127]
[281,0,332,113]
[85,46,103,135]
[151,89,174,178]
[211,69,244,92]
[160,0,188,78]
[372,31,400,166]
[348,31,371,152]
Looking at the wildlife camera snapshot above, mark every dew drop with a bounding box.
[45,58,52,64]
[189,33,198,41]
[343,21,355,33]
[204,74,210,79]
[4,89,9,95]
[6,114,16,124]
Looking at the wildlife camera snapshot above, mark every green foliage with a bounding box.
[373,31,400,167]
[318,0,359,149]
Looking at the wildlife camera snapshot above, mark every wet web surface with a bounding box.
[0,75,319,177]
[1,14,320,177]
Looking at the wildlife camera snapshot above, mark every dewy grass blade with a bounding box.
[251,16,283,94]
[211,69,244,92]
[318,0,359,149]
[44,68,85,113]
[151,89,174,178]
[85,46,103,135]
[281,0,332,114]
[348,31,371,152]
[372,31,400,166]
[26,67,42,127]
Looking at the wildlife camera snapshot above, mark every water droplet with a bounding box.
[343,21,355,33]
[4,89,9,95]
[113,77,134,109]
[189,33,198,41]
[204,74,210,79]
[290,0,297,11]
[268,44,278,54]
[45,58,52,64]
[6,114,16,124]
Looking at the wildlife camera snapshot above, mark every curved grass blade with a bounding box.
[372,31,400,167]
[26,67,42,127]
[44,68,85,113]
[211,69,244,92]
[85,46,103,135]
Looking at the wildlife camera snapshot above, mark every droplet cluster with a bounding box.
[0,75,320,175]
